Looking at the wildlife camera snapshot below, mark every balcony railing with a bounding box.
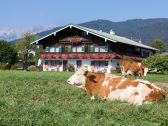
[39,53,143,61]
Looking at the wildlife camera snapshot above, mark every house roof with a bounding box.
[31,24,158,51]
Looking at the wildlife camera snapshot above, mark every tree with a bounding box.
[150,39,166,53]
[15,32,35,63]
[142,54,168,74]
[0,40,17,65]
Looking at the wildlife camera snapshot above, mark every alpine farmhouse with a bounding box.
[31,24,157,72]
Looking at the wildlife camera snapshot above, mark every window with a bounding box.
[77,46,85,52]
[95,46,99,52]
[100,46,108,52]
[100,61,108,66]
[91,61,108,67]
[56,46,62,53]
[55,60,62,65]
[81,32,87,37]
[51,60,55,66]
[72,46,85,52]
[50,47,55,52]
[45,61,48,65]
[77,46,82,52]
[45,46,62,53]
[142,51,150,57]
[90,46,108,53]
[134,47,141,55]
[141,49,152,57]
[72,47,76,52]
[58,61,62,65]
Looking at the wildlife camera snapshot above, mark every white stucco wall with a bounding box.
[67,59,120,71]
[82,60,91,67]
[42,59,121,72]
[59,65,63,71]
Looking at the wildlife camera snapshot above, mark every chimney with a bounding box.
[139,39,142,43]
[109,29,115,35]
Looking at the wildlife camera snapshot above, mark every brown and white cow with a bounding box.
[67,67,166,105]
[120,60,149,78]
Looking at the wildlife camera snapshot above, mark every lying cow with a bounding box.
[67,67,166,105]
[120,60,149,78]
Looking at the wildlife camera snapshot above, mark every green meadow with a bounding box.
[0,71,168,126]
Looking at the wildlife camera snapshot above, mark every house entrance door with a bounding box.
[77,60,82,68]
[63,60,67,71]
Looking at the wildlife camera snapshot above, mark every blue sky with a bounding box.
[0,0,168,28]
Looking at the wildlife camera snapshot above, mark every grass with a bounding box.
[116,73,168,83]
[0,71,168,126]
[144,73,168,83]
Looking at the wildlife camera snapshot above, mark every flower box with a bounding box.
[52,54,60,59]
[40,54,46,59]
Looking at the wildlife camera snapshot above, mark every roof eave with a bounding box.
[30,24,117,45]
[30,25,71,45]
[72,25,117,43]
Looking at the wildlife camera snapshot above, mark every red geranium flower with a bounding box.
[40,54,46,59]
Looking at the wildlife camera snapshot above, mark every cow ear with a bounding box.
[83,71,88,77]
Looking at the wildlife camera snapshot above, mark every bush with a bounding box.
[0,63,7,70]
[27,65,37,71]
[66,64,75,72]
[10,65,17,70]
[13,62,23,68]
[0,63,11,70]
[0,40,17,65]
[142,54,168,74]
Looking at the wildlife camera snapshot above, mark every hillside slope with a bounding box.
[12,18,168,48]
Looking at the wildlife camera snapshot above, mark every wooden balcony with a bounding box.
[39,53,144,61]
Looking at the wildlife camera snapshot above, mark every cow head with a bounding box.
[67,66,87,88]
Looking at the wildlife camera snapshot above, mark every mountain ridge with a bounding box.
[8,18,168,49]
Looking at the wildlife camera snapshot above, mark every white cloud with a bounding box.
[0,24,55,41]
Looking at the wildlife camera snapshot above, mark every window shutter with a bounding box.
[82,46,85,52]
[45,47,49,52]
[59,47,62,53]
[90,46,94,52]
[105,47,108,52]
[67,46,72,52]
